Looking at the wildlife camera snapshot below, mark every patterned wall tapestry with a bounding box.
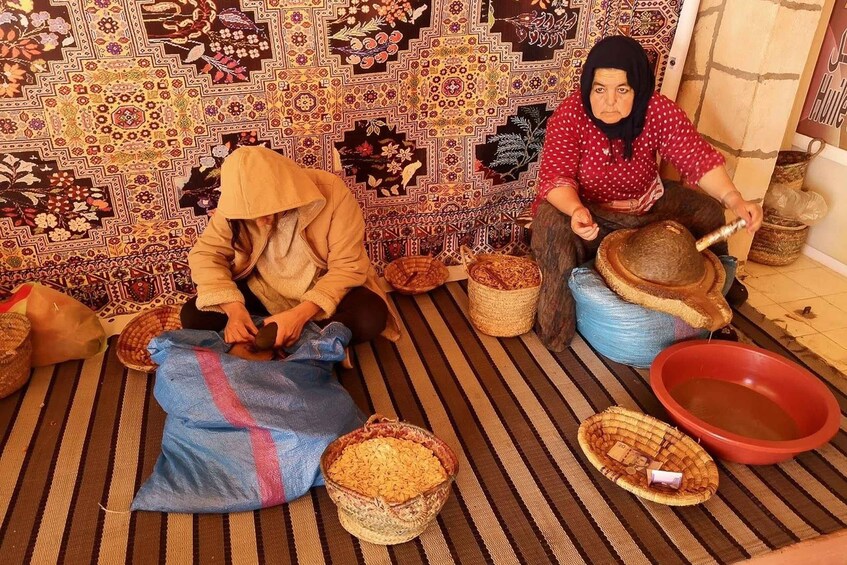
[0,0,683,317]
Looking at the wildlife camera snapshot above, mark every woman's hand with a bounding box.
[264,302,322,348]
[220,302,258,344]
[723,191,763,234]
[571,206,600,241]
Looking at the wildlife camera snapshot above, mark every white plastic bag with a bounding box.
[763,185,828,225]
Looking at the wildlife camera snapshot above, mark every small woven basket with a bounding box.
[0,313,32,399]
[578,406,718,506]
[116,305,182,372]
[384,255,449,295]
[320,415,459,545]
[748,209,810,266]
[461,246,541,337]
[769,137,824,192]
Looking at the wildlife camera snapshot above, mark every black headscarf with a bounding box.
[580,35,655,160]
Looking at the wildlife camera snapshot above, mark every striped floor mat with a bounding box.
[1,283,845,564]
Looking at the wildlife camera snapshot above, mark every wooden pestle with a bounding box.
[695,218,748,253]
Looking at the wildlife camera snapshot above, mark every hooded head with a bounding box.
[580,35,655,160]
[215,146,321,220]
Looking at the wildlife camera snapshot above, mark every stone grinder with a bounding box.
[228,322,280,361]
[595,218,747,331]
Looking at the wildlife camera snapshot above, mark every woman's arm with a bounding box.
[546,183,600,240]
[653,95,762,233]
[188,213,245,309]
[697,166,764,233]
[536,97,599,240]
[188,214,260,343]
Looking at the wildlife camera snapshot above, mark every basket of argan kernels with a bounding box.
[460,246,542,337]
[320,415,459,545]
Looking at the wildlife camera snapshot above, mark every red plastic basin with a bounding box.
[650,340,840,465]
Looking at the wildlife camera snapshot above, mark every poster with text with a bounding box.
[798,4,847,149]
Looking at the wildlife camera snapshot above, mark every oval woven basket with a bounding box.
[461,246,541,337]
[748,209,809,266]
[116,305,182,372]
[578,406,719,506]
[769,137,824,192]
[384,255,449,295]
[0,313,32,399]
[320,415,459,545]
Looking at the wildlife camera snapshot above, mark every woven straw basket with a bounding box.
[116,305,182,372]
[320,415,459,545]
[384,255,449,295]
[0,313,32,399]
[769,137,824,192]
[460,246,541,337]
[748,210,810,266]
[578,406,718,506]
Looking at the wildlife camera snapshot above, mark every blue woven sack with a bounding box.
[569,257,736,368]
[132,321,364,513]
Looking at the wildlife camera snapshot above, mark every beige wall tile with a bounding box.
[742,78,802,154]
[729,230,754,261]
[721,151,738,177]
[763,6,826,75]
[727,155,777,260]
[730,156,776,201]
[699,0,726,12]
[699,69,757,149]
[782,297,847,332]
[713,0,779,73]
[686,12,720,76]
[675,79,704,115]
[785,0,826,8]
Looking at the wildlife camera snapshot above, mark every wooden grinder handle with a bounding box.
[695,218,747,252]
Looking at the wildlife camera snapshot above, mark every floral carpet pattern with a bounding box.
[0,0,682,317]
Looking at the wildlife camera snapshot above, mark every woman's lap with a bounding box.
[180,283,387,345]
[530,181,727,350]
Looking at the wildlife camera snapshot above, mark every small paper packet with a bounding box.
[647,469,683,490]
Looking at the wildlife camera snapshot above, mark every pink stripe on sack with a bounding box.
[194,348,286,506]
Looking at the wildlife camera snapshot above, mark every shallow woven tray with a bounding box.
[320,415,459,545]
[578,406,718,506]
[116,305,182,372]
[384,256,449,295]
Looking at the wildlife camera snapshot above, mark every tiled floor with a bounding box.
[740,254,847,374]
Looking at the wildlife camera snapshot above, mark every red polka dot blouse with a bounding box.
[533,91,725,214]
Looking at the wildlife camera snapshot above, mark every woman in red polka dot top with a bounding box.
[532,36,763,352]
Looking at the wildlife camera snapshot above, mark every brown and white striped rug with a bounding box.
[1,283,845,565]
